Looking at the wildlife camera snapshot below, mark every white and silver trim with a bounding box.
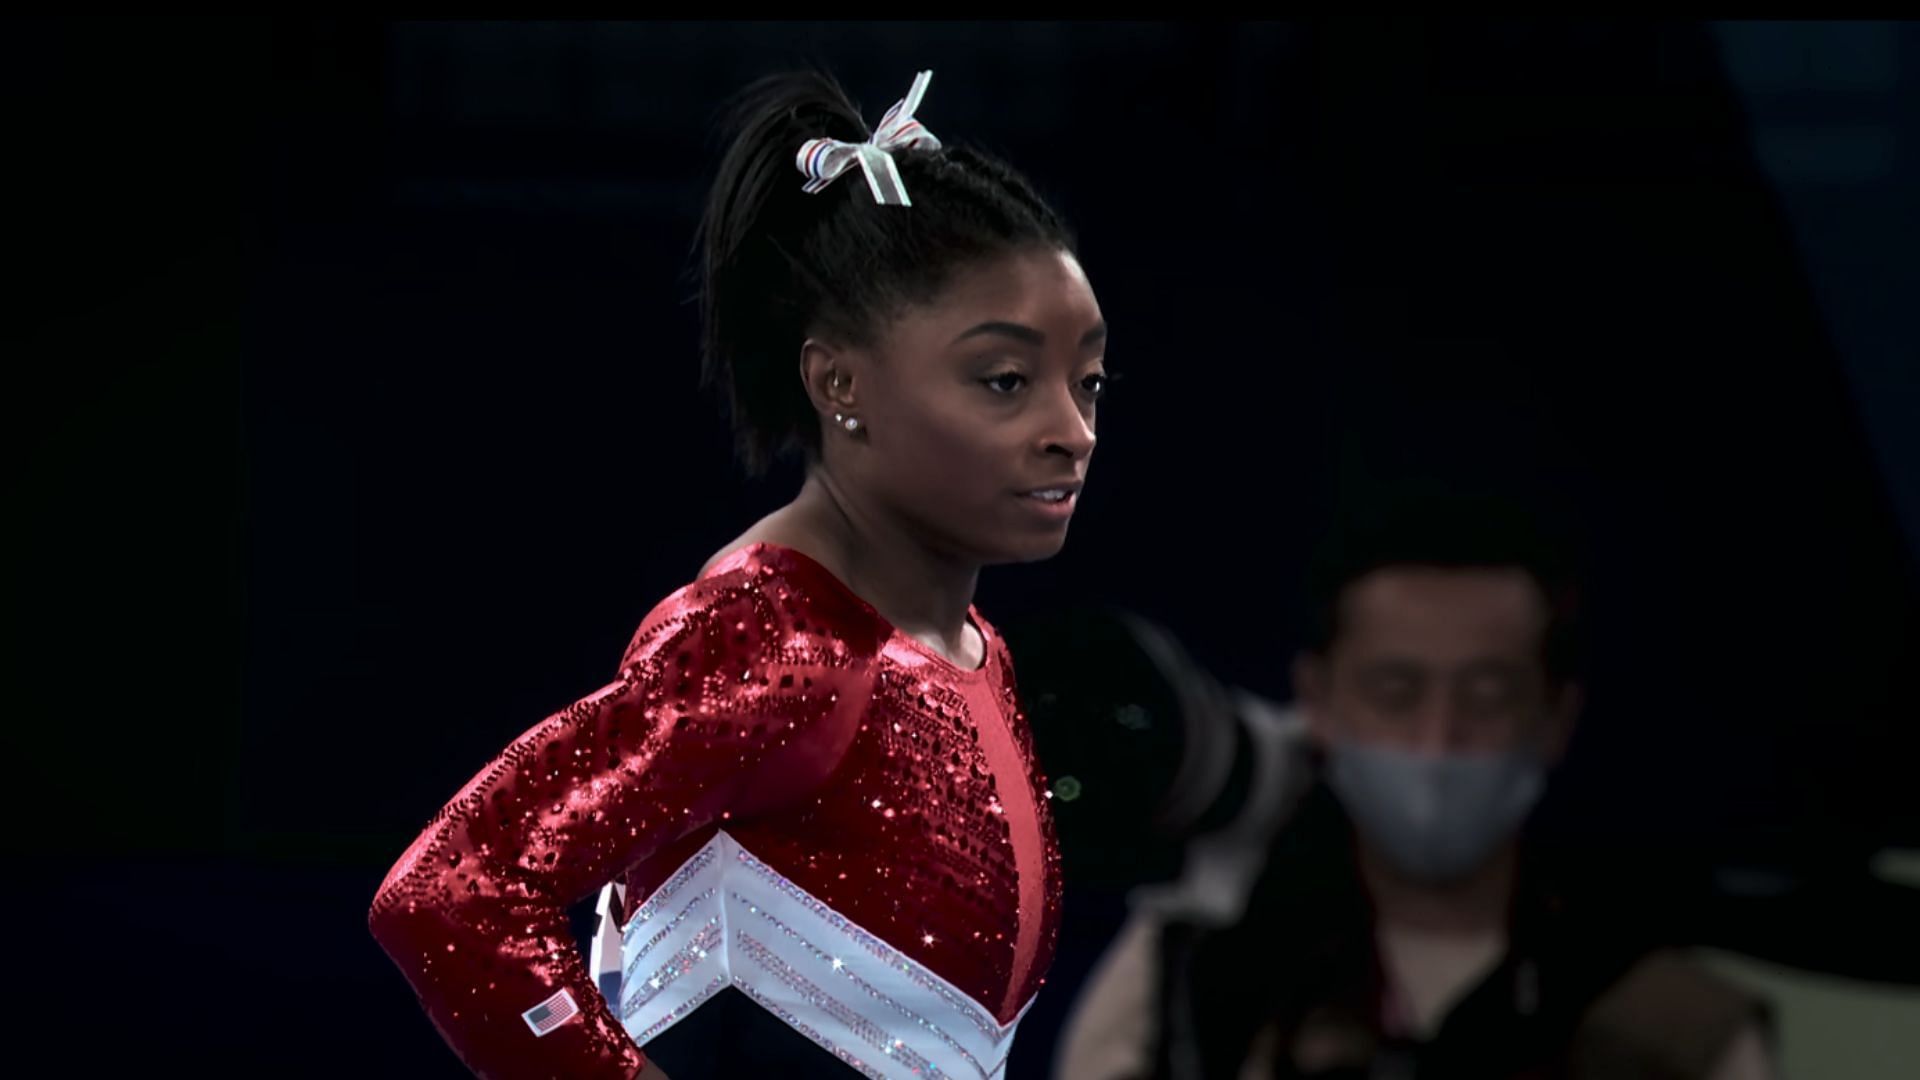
[589,831,1032,1079]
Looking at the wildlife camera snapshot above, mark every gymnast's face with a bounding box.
[811,247,1106,565]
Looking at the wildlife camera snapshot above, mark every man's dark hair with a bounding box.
[1303,485,1585,683]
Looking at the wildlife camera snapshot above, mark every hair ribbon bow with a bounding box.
[795,70,942,207]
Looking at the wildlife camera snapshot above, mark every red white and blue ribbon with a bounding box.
[795,70,942,207]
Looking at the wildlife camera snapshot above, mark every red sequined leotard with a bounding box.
[368,543,1063,1078]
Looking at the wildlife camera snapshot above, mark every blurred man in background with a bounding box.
[1053,490,1776,1079]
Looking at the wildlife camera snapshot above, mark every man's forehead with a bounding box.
[1340,566,1547,642]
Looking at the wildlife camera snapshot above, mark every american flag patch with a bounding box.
[522,988,579,1037]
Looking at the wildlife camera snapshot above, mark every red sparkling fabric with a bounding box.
[368,543,1063,1079]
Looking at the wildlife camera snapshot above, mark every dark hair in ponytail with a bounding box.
[697,69,1076,475]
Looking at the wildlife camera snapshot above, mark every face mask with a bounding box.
[1324,740,1546,884]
